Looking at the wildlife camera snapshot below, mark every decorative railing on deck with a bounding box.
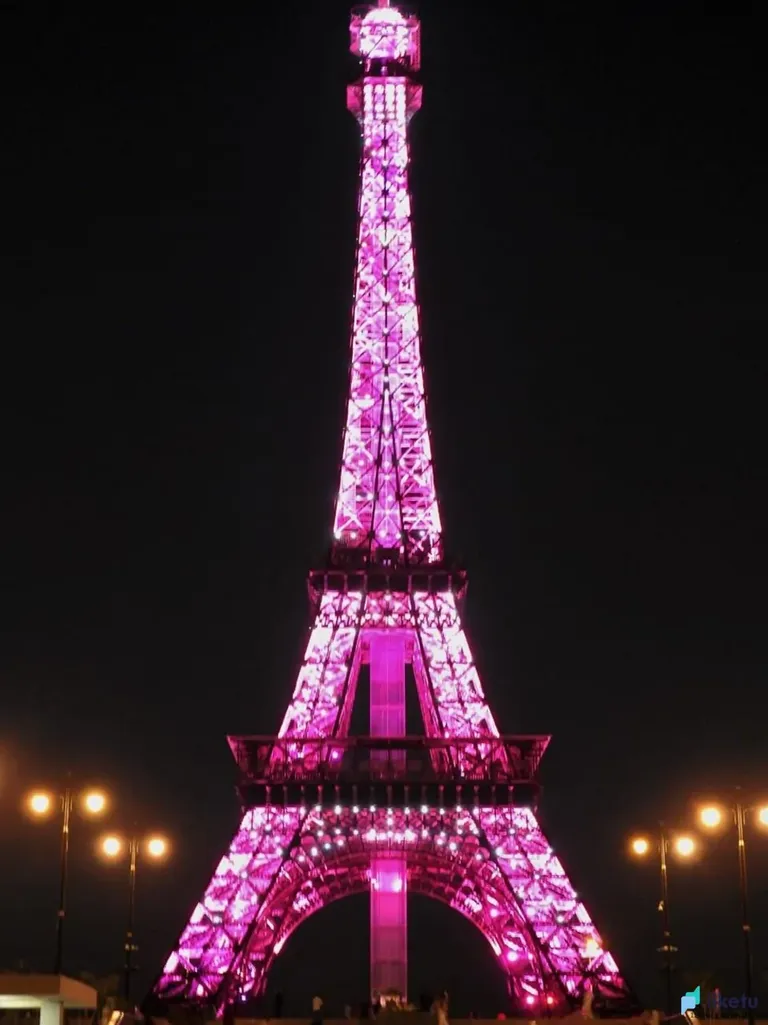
[227,734,549,785]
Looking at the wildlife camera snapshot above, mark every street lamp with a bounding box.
[99,832,170,1001]
[629,826,697,1014]
[697,797,768,1025]
[25,787,109,974]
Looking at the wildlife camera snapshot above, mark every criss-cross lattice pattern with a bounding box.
[156,807,623,1013]
[334,71,442,565]
[276,591,499,747]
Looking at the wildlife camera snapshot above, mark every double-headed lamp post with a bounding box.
[697,799,768,1025]
[100,832,170,1001]
[629,826,697,1014]
[25,787,109,974]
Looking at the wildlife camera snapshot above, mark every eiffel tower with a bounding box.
[149,1,636,1015]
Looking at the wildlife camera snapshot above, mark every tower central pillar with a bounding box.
[369,631,407,1002]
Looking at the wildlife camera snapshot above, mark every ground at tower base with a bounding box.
[131,1012,756,1025]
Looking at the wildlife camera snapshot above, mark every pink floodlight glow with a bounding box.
[371,857,407,995]
[151,2,634,1016]
[337,25,436,564]
[358,7,410,61]
[350,3,420,69]
[155,806,628,1011]
[275,591,499,752]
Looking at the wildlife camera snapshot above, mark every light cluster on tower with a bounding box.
[156,806,617,1009]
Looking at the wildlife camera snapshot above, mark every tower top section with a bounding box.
[350,3,421,71]
[335,0,436,569]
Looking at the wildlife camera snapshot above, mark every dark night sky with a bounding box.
[1,0,765,1015]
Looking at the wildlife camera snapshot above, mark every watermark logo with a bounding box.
[680,986,758,1015]
[681,987,700,1014]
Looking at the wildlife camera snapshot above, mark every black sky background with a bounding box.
[1,0,766,1015]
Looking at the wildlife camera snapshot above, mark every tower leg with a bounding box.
[369,633,407,1001]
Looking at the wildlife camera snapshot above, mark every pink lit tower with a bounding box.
[148,1,636,1015]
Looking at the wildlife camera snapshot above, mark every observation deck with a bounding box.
[308,566,467,604]
[310,544,467,604]
[228,734,550,809]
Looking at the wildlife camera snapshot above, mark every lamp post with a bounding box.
[26,786,109,974]
[629,826,696,1014]
[100,832,170,1001]
[697,797,768,1025]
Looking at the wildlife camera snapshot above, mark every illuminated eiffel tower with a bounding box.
[148,1,636,1015]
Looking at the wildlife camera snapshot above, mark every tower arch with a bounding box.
[253,851,516,999]
[151,803,628,1015]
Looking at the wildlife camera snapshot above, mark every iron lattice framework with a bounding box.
[149,1,636,1016]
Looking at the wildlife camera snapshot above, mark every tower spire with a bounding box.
[334,3,438,567]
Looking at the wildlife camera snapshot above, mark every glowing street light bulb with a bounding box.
[83,790,107,815]
[102,835,122,857]
[146,836,168,859]
[699,805,722,828]
[28,792,52,816]
[630,836,649,856]
[675,835,695,857]
[757,806,768,827]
